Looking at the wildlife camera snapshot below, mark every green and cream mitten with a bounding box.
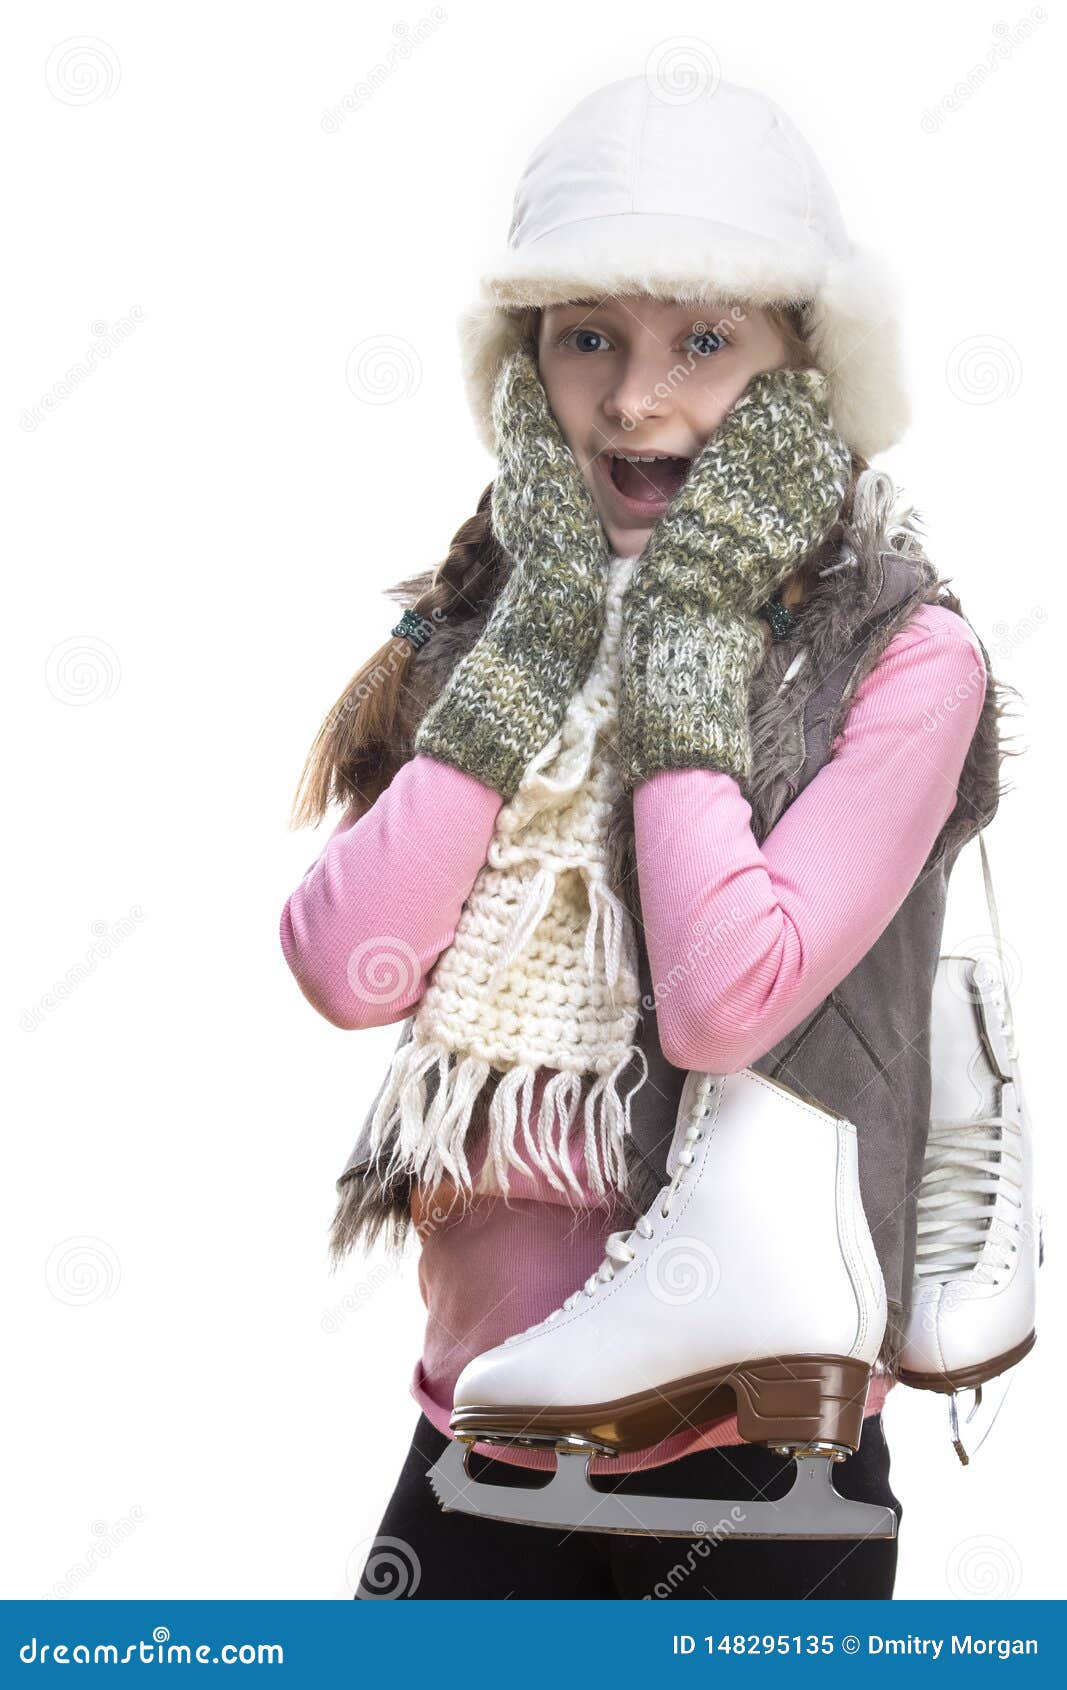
[618,366,852,787]
[414,348,611,801]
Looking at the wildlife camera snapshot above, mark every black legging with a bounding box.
[354,1411,902,1599]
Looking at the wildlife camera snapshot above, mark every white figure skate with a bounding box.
[898,936,1039,1464]
[427,1067,897,1539]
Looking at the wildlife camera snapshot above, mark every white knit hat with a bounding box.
[460,76,909,463]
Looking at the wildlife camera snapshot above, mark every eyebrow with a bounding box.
[547,297,740,323]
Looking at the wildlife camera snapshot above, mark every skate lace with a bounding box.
[976,958,1018,1062]
[914,1113,1023,1284]
[501,1101,707,1346]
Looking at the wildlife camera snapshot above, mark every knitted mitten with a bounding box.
[618,365,851,787]
[414,348,610,800]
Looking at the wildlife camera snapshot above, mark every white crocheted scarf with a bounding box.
[365,554,650,1209]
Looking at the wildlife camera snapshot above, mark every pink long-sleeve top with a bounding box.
[280,601,988,1472]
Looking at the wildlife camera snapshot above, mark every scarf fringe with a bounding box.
[365,1026,650,1213]
[486,863,631,1004]
[584,875,627,998]
[485,864,558,992]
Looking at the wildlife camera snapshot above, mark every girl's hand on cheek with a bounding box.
[617,367,850,788]
[413,348,611,802]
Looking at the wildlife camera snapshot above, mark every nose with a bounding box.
[600,346,673,434]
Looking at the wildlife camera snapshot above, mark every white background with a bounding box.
[3,0,1061,1601]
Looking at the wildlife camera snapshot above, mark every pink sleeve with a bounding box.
[632,607,988,1073]
[279,753,503,1030]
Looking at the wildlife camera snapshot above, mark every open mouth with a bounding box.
[595,449,692,518]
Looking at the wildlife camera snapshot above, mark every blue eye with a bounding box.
[682,328,729,357]
[561,327,613,353]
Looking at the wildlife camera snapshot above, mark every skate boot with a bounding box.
[427,1066,896,1539]
[898,949,1039,1462]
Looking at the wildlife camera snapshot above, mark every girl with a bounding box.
[280,77,1006,1599]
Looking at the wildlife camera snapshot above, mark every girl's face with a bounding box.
[537,295,792,557]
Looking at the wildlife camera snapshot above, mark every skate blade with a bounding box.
[426,1439,898,1541]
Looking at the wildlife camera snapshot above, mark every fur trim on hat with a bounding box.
[459,240,909,465]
